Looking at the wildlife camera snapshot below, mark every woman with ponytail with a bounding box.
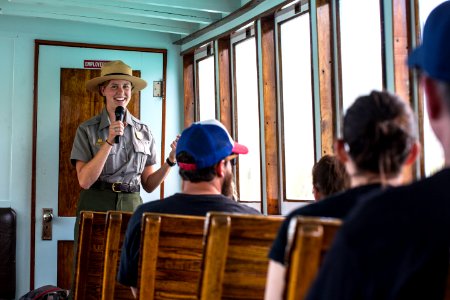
[265,90,420,299]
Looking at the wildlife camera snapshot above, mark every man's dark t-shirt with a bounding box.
[118,193,260,287]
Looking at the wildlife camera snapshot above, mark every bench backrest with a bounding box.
[284,216,342,300]
[138,213,206,300]
[102,211,133,300]
[199,212,284,300]
[73,211,107,300]
[74,211,134,300]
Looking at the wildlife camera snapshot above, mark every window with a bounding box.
[195,44,216,121]
[182,0,414,215]
[419,0,446,176]
[232,26,262,202]
[277,7,315,201]
[339,0,383,112]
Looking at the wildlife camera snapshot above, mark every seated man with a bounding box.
[117,119,260,297]
[306,2,450,299]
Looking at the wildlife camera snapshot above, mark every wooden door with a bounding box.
[57,68,141,289]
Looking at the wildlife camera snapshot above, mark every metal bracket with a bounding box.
[153,81,163,97]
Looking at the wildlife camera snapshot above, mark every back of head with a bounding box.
[177,151,218,182]
[176,119,247,183]
[343,90,417,177]
[312,155,349,199]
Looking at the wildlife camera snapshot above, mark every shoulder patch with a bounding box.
[130,116,150,132]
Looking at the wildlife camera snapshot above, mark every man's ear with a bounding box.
[215,161,226,178]
[424,76,442,120]
[334,139,349,163]
[404,141,421,166]
[312,186,321,201]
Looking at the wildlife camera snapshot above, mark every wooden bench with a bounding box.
[73,211,134,300]
[284,216,342,300]
[73,211,106,300]
[102,211,133,300]
[138,213,206,300]
[199,212,284,300]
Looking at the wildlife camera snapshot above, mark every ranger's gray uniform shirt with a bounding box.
[70,108,157,186]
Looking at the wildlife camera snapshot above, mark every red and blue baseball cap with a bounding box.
[176,119,248,170]
[408,1,450,82]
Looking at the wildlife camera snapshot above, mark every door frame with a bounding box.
[31,39,167,289]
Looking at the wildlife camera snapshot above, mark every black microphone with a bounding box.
[114,106,125,144]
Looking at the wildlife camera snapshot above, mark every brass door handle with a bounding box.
[43,212,53,222]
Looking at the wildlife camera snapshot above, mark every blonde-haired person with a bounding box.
[71,60,178,220]
[265,90,420,299]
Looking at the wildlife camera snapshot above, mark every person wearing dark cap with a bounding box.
[305,2,450,299]
[118,119,260,296]
[70,60,178,223]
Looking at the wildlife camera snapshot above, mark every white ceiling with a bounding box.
[0,0,246,37]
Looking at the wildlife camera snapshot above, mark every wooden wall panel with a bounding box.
[183,54,195,128]
[393,0,416,183]
[57,241,74,290]
[260,16,280,215]
[316,0,335,156]
[412,0,425,177]
[393,0,411,103]
[217,38,233,133]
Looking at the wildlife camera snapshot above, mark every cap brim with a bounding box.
[85,75,147,94]
[232,142,248,155]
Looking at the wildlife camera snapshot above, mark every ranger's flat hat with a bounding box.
[85,60,147,93]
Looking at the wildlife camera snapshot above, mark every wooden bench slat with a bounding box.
[73,211,133,300]
[199,212,284,300]
[138,213,206,300]
[285,216,342,300]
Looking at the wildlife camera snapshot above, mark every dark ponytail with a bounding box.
[343,90,417,177]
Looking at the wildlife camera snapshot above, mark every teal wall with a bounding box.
[0,15,183,298]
